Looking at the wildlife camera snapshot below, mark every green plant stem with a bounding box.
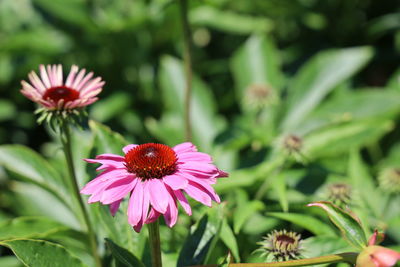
[148,219,162,267]
[189,253,358,267]
[179,0,193,142]
[60,122,102,267]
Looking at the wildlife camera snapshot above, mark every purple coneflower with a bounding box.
[21,64,103,110]
[81,142,228,232]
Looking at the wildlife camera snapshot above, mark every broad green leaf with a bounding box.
[267,212,336,236]
[105,238,145,267]
[0,28,71,54]
[282,46,373,131]
[0,217,69,240]
[0,145,69,207]
[0,239,88,267]
[214,154,285,193]
[387,67,400,91]
[220,219,240,262]
[91,92,131,122]
[300,90,400,135]
[303,119,393,158]
[271,173,288,212]
[0,99,15,121]
[177,204,224,266]
[89,120,127,155]
[231,35,283,109]
[302,236,353,258]
[349,150,383,219]
[158,56,226,151]
[308,201,367,249]
[33,0,94,30]
[190,6,273,34]
[233,189,264,234]
[0,256,23,267]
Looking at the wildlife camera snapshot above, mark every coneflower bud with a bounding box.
[378,168,400,194]
[327,183,352,207]
[256,229,303,262]
[244,83,277,111]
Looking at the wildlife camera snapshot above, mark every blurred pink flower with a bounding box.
[21,64,104,110]
[356,230,400,267]
[356,246,400,267]
[81,142,228,232]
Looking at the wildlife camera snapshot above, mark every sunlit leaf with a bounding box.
[308,201,367,249]
[0,239,88,267]
[105,238,145,267]
[177,204,224,266]
[282,46,373,131]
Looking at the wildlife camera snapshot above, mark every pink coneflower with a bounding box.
[21,64,104,110]
[81,142,228,232]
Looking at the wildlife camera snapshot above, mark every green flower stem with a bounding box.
[148,219,163,267]
[60,122,102,267]
[189,253,358,267]
[179,0,193,142]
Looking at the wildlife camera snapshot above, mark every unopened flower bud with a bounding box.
[356,245,400,267]
[256,229,303,262]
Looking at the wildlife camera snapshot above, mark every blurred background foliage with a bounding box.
[1,0,400,266]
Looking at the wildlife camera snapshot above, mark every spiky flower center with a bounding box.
[257,229,302,262]
[42,86,80,103]
[124,143,177,179]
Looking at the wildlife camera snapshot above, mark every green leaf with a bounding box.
[233,189,264,234]
[89,120,127,154]
[308,201,367,249]
[157,56,226,151]
[267,212,336,236]
[348,150,383,219]
[91,93,132,122]
[303,119,393,158]
[0,256,23,267]
[33,0,94,30]
[0,239,88,267]
[231,35,283,108]
[302,236,353,258]
[387,67,400,91]
[177,204,224,266]
[105,238,145,267]
[282,46,373,131]
[0,216,69,240]
[190,6,273,34]
[300,90,400,135]
[220,219,240,262]
[0,145,69,208]
[271,173,288,212]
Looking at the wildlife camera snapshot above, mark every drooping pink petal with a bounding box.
[84,158,125,170]
[148,179,170,214]
[177,152,212,163]
[109,199,122,216]
[179,162,218,174]
[174,190,192,215]
[163,174,188,190]
[163,187,178,227]
[183,182,212,207]
[101,177,137,204]
[123,144,138,154]
[173,142,197,154]
[179,173,220,203]
[144,208,161,224]
[127,182,144,226]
